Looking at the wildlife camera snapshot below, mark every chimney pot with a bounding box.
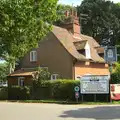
[70,9,74,16]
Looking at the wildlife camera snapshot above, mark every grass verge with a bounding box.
[3,99,120,105]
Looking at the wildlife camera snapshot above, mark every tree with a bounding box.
[77,0,120,44]
[37,67,51,81]
[0,0,58,73]
[33,67,51,87]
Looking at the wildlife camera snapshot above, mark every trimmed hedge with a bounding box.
[111,73,120,84]
[33,79,80,100]
[8,86,31,100]
[111,62,120,84]
[0,87,8,100]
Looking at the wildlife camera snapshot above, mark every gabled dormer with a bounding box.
[74,41,91,59]
[95,47,104,58]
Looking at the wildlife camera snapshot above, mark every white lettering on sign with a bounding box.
[81,75,109,94]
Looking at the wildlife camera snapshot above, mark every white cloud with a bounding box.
[112,0,120,3]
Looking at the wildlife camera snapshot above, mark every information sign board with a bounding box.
[80,75,109,94]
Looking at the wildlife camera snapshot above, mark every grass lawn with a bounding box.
[3,99,120,105]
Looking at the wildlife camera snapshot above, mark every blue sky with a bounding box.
[58,0,120,6]
[58,0,82,6]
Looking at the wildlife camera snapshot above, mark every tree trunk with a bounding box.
[8,59,16,74]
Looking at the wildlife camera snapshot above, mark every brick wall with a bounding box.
[74,61,110,79]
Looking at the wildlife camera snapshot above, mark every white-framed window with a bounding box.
[85,48,91,59]
[30,50,37,62]
[85,42,91,59]
[51,74,59,80]
[18,77,25,86]
[107,49,113,58]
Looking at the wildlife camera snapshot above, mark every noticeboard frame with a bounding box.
[80,75,110,94]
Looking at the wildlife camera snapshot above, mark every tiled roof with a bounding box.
[74,40,87,50]
[52,26,87,61]
[95,47,104,54]
[8,68,37,77]
[73,34,100,48]
[52,26,105,63]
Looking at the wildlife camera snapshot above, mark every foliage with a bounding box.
[34,67,51,85]
[55,1,120,46]
[49,80,80,100]
[0,63,9,82]
[77,0,120,44]
[0,0,58,72]
[55,4,74,25]
[111,62,120,84]
[117,46,120,61]
[0,87,8,100]
[33,79,80,100]
[8,86,30,100]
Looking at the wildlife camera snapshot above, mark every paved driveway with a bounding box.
[0,102,120,120]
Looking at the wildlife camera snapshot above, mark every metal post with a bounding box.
[109,62,113,103]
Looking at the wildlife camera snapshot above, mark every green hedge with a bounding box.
[111,62,120,84]
[33,79,80,100]
[8,86,31,100]
[0,87,8,100]
[111,73,120,84]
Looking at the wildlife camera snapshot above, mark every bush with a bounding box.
[35,67,51,84]
[111,62,120,84]
[8,86,31,100]
[0,87,8,100]
[0,63,9,83]
[33,79,80,101]
[111,73,120,84]
[32,82,51,100]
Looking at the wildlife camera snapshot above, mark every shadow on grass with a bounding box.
[60,106,120,120]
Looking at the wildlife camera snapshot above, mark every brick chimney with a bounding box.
[60,10,81,38]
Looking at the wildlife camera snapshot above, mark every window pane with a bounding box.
[86,49,91,59]
[18,77,25,86]
[30,51,37,62]
[51,74,59,80]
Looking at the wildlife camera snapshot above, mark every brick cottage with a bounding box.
[8,10,110,86]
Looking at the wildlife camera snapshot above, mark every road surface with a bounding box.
[0,102,120,120]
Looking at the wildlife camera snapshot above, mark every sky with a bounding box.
[58,0,120,6]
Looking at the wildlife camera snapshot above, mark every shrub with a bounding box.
[33,79,80,101]
[50,80,80,100]
[8,86,31,100]
[34,67,51,85]
[111,73,120,84]
[111,62,120,84]
[0,63,9,83]
[0,87,8,100]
